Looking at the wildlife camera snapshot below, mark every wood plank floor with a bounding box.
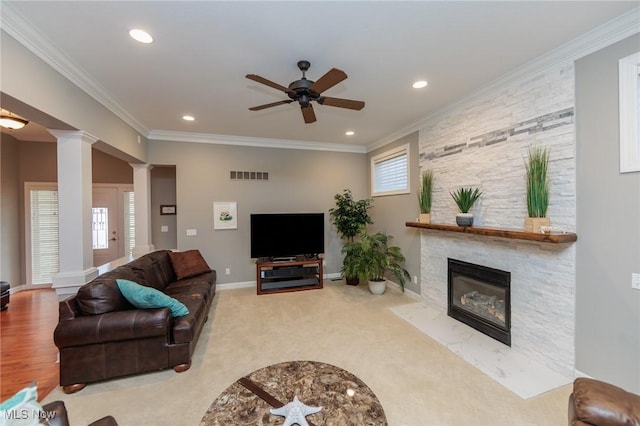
[0,289,60,402]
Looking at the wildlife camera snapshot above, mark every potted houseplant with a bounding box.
[417,170,433,223]
[329,189,373,285]
[342,228,410,295]
[450,186,482,227]
[525,146,550,233]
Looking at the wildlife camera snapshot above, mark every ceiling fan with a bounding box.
[246,60,365,124]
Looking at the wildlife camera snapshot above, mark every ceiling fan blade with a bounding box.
[249,100,294,111]
[246,74,293,94]
[301,105,316,123]
[309,68,347,94]
[318,96,365,110]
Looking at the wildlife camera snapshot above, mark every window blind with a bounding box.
[30,189,59,285]
[124,191,135,256]
[371,145,409,195]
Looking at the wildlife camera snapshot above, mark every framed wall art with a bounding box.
[213,202,237,230]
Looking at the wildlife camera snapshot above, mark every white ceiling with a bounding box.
[2,1,638,150]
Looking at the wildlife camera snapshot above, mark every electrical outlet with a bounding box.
[632,273,640,290]
[186,229,197,236]
[413,275,418,284]
[225,268,231,275]
[161,225,168,233]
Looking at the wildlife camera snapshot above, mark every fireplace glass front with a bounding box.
[448,258,511,346]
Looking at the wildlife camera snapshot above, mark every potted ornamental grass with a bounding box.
[525,146,550,233]
[329,189,373,285]
[341,228,410,295]
[450,186,482,227]
[417,170,434,223]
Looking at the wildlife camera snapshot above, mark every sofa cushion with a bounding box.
[116,279,189,317]
[169,250,211,280]
[76,267,141,315]
[129,251,176,291]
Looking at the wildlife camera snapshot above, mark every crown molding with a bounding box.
[367,6,640,152]
[0,3,150,137]
[147,130,367,153]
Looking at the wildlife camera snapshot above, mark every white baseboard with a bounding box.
[386,280,421,300]
[216,281,256,290]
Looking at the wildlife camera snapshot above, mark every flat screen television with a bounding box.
[250,213,324,259]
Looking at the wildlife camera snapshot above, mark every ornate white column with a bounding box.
[49,130,99,296]
[130,163,155,257]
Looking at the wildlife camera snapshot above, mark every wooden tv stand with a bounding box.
[256,257,323,295]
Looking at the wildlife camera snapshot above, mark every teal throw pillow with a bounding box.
[0,381,44,426]
[116,279,189,317]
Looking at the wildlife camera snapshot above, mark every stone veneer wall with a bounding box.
[418,62,576,377]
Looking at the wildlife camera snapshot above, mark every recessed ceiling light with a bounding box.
[182,115,195,121]
[345,131,355,136]
[412,80,428,89]
[129,29,153,44]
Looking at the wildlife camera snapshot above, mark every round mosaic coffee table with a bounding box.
[200,360,387,425]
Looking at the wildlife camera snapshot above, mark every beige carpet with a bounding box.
[42,281,571,425]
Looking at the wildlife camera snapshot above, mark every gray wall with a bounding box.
[148,140,368,284]
[367,132,421,294]
[575,34,640,393]
[151,166,178,250]
[1,134,22,287]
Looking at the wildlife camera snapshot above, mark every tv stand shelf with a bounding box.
[256,258,323,295]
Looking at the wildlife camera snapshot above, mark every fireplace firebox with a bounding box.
[448,258,511,346]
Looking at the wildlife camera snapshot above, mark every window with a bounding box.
[28,186,59,285]
[371,144,410,196]
[619,51,640,173]
[91,207,109,249]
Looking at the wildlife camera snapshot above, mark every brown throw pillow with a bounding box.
[169,249,211,280]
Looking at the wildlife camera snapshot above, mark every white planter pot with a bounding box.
[368,279,386,295]
[419,213,431,224]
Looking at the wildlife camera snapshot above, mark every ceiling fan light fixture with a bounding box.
[0,115,29,130]
[129,29,153,44]
[412,80,428,89]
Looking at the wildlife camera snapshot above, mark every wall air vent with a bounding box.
[230,171,269,181]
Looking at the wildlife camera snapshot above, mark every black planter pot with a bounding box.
[345,276,360,286]
[456,213,474,227]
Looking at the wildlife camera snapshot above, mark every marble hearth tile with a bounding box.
[390,302,572,399]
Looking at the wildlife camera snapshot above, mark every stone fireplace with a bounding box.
[448,258,511,346]
[413,60,576,380]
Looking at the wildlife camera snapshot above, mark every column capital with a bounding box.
[129,162,154,171]
[47,129,99,144]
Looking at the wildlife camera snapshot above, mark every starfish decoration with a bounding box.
[270,396,322,426]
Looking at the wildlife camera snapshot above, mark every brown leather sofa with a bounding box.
[54,250,216,393]
[569,377,640,425]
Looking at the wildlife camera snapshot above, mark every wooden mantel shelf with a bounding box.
[405,221,577,243]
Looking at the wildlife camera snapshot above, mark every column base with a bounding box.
[52,267,99,296]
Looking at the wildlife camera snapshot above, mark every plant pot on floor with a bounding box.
[525,217,550,233]
[368,279,386,295]
[345,276,360,286]
[456,213,474,227]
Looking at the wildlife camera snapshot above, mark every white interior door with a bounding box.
[92,187,120,266]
